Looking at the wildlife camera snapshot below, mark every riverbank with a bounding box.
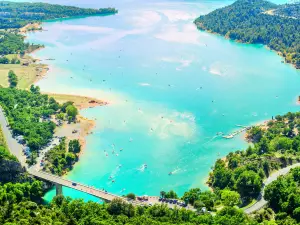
[1,23,108,174]
[195,21,298,70]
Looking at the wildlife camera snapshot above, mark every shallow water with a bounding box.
[23,0,300,201]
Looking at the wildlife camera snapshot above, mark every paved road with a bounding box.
[0,107,27,167]
[0,107,194,207]
[244,163,300,214]
[28,169,122,201]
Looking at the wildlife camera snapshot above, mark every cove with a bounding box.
[24,0,299,202]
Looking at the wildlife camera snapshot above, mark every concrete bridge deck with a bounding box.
[28,169,121,202]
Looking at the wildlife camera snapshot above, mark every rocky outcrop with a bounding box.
[0,158,26,183]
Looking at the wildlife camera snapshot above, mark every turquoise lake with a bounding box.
[23,0,300,201]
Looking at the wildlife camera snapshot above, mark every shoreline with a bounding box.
[194,22,299,70]
[18,23,108,174]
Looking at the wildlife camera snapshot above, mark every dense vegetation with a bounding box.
[44,138,81,176]
[0,1,118,29]
[0,126,16,162]
[195,0,300,69]
[8,70,18,88]
[0,87,58,153]
[209,112,300,201]
[273,3,300,19]
[0,31,29,55]
[264,167,300,224]
[0,56,20,64]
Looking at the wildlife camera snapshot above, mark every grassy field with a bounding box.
[47,93,106,110]
[0,63,47,89]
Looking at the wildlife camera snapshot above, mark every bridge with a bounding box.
[0,107,186,208]
[0,107,123,202]
[28,168,121,202]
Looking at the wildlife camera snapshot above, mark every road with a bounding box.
[0,107,194,208]
[0,107,27,167]
[244,163,300,214]
[28,169,122,201]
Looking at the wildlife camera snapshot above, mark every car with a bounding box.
[72,183,77,186]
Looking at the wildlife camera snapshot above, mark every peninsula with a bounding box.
[0,1,118,29]
[2,0,300,224]
[195,0,300,69]
[0,1,115,175]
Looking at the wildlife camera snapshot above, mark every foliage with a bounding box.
[264,167,300,223]
[0,126,16,161]
[236,171,262,198]
[126,193,136,200]
[209,111,300,200]
[273,3,300,19]
[0,87,57,154]
[164,190,178,199]
[66,104,78,122]
[221,190,241,206]
[195,0,300,69]
[8,70,17,88]
[0,1,118,29]
[44,137,81,176]
[0,31,28,55]
[0,192,258,225]
[68,139,81,154]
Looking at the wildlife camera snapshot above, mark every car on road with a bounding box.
[72,183,77,186]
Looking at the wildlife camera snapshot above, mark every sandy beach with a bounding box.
[13,24,108,162]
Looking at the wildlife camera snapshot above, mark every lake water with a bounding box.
[24,0,300,201]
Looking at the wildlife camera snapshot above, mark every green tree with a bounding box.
[126,193,136,200]
[165,190,178,199]
[66,105,78,121]
[69,139,81,154]
[236,171,262,198]
[182,188,201,205]
[8,70,18,88]
[221,190,241,206]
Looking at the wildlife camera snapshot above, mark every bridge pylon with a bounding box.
[55,183,63,196]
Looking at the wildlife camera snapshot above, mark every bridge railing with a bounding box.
[30,170,122,199]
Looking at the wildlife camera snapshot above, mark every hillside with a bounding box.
[273,3,300,19]
[195,0,300,69]
[0,1,117,29]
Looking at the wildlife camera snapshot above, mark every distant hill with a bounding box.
[195,0,300,69]
[272,3,300,19]
[0,1,118,29]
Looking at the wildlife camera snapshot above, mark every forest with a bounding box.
[273,3,300,19]
[264,167,300,224]
[0,87,58,151]
[0,31,29,55]
[209,112,300,203]
[43,138,81,176]
[195,0,300,69]
[0,1,118,29]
